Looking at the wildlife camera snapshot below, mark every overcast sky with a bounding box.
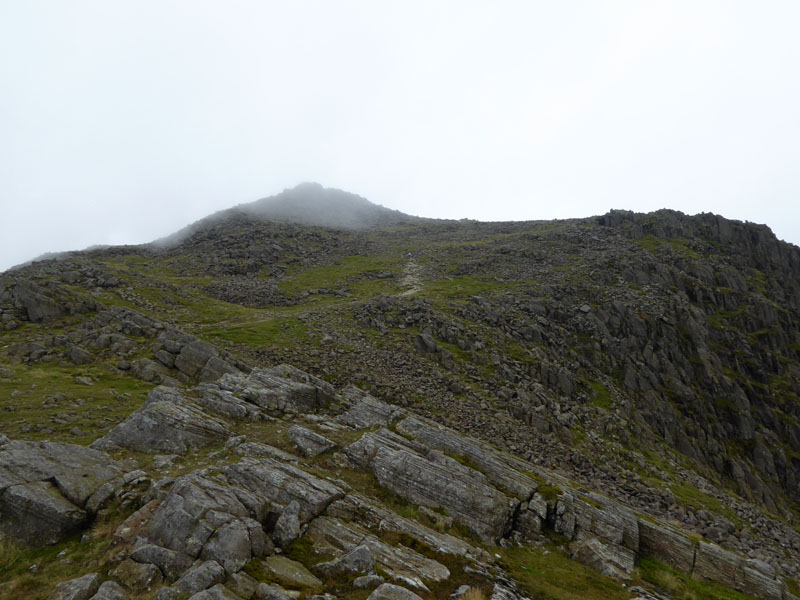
[1,1,799,272]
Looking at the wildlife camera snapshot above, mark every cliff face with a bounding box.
[1,194,799,600]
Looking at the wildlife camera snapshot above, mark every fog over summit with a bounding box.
[237,182,416,229]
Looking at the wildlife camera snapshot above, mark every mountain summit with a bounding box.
[236,182,416,229]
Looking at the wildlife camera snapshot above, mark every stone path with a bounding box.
[398,259,422,296]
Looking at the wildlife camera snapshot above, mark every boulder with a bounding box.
[307,516,449,589]
[345,429,516,542]
[176,561,226,595]
[254,583,295,600]
[367,584,424,600]
[92,387,229,454]
[337,387,403,429]
[215,366,333,414]
[262,556,323,588]
[187,583,241,600]
[130,544,194,581]
[1,481,88,545]
[48,573,101,600]
[325,493,481,559]
[89,581,127,600]
[286,425,336,457]
[110,559,163,592]
[223,458,344,523]
[313,544,376,578]
[273,500,301,548]
[395,417,538,501]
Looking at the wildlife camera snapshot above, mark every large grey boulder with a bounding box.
[570,537,633,580]
[0,440,126,545]
[286,425,336,457]
[130,543,194,581]
[395,417,539,501]
[223,457,344,523]
[254,583,294,600]
[313,544,376,578]
[92,387,229,454]
[326,493,481,559]
[144,474,254,560]
[273,500,301,548]
[345,429,517,542]
[89,581,127,600]
[1,481,89,545]
[307,516,449,590]
[134,459,340,581]
[367,584,424,600]
[187,584,242,600]
[176,560,226,595]
[48,573,101,600]
[174,340,235,381]
[336,386,403,429]
[213,365,334,414]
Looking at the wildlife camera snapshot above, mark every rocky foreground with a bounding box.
[1,359,797,600]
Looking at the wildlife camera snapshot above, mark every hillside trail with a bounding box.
[399,258,423,296]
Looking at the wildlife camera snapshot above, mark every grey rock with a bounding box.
[273,500,301,548]
[174,340,224,379]
[89,581,127,600]
[68,345,94,365]
[570,537,633,580]
[223,458,344,523]
[395,417,538,501]
[0,440,123,494]
[314,544,376,577]
[176,560,226,595]
[2,481,88,545]
[200,518,259,574]
[214,366,333,414]
[48,573,101,600]
[187,584,241,600]
[336,387,403,429]
[344,429,516,542]
[226,571,259,599]
[637,519,695,573]
[110,559,163,592]
[262,555,323,588]
[254,583,294,600]
[92,386,229,454]
[307,516,449,589]
[154,587,181,600]
[130,544,195,581]
[367,584,424,600]
[326,493,481,560]
[235,442,297,462]
[144,474,249,558]
[286,425,336,457]
[354,575,385,589]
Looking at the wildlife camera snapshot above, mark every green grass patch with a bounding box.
[425,276,511,299]
[278,255,402,298]
[495,544,628,600]
[635,235,662,253]
[586,380,612,410]
[0,502,140,600]
[0,362,153,444]
[204,316,309,348]
[638,557,757,600]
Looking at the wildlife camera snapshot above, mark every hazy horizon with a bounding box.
[2,1,799,272]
